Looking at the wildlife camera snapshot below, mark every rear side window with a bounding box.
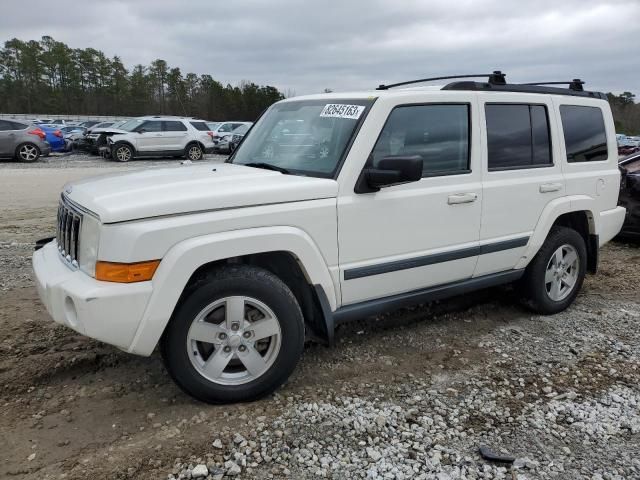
[0,120,13,131]
[190,122,209,131]
[371,104,470,177]
[163,121,187,132]
[485,104,552,170]
[560,105,608,162]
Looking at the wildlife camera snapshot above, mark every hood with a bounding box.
[64,163,338,223]
[88,128,129,135]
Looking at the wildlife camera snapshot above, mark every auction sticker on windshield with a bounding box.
[320,104,365,120]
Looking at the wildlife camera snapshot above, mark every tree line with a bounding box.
[0,36,284,121]
[607,92,640,136]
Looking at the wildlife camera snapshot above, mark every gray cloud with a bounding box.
[1,0,638,96]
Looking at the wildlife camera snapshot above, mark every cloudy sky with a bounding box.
[2,0,639,96]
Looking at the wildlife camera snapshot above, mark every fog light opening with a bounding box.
[64,296,78,327]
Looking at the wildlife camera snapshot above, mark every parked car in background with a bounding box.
[618,152,640,238]
[82,121,118,154]
[213,123,253,153]
[60,126,87,150]
[0,119,50,161]
[617,136,640,156]
[78,120,102,129]
[107,116,216,161]
[227,123,252,153]
[38,124,67,152]
[208,121,252,150]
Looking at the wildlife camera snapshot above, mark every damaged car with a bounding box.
[619,152,640,238]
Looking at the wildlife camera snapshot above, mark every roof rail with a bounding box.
[376,71,506,90]
[442,79,607,100]
[521,79,584,91]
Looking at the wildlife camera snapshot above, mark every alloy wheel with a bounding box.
[188,146,202,160]
[186,296,282,385]
[19,144,38,161]
[545,244,579,301]
[116,146,131,161]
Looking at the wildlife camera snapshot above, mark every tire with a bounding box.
[520,226,587,314]
[15,143,40,162]
[185,143,203,161]
[161,265,305,404]
[113,142,133,162]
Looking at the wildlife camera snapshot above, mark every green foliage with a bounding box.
[606,92,640,135]
[0,36,284,120]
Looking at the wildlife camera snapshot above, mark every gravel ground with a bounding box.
[0,154,639,479]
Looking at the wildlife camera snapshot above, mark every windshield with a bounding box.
[118,119,146,131]
[230,98,375,177]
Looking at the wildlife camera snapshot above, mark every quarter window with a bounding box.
[560,105,608,162]
[0,120,13,131]
[371,104,470,176]
[485,104,552,170]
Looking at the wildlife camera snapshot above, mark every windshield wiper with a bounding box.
[244,162,290,174]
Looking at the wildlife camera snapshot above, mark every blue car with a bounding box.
[38,124,67,152]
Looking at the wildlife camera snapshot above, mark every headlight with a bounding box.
[79,213,100,277]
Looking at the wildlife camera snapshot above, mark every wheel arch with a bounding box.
[516,196,599,273]
[14,141,40,160]
[127,226,338,356]
[185,140,206,152]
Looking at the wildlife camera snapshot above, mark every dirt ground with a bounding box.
[0,155,639,479]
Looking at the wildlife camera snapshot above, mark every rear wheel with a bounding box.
[520,226,586,314]
[161,265,305,403]
[185,143,203,160]
[113,143,133,162]
[15,143,40,162]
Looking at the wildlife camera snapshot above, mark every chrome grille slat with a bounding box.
[56,197,83,268]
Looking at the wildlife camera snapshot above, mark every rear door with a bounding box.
[162,120,189,151]
[475,93,565,276]
[134,120,164,152]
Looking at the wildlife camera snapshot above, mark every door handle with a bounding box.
[447,193,478,205]
[539,183,562,193]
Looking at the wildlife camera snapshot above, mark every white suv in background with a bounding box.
[33,72,626,404]
[107,116,216,161]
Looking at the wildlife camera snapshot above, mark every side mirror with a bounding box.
[137,129,146,134]
[356,155,423,193]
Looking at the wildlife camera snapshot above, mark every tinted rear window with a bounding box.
[485,104,552,170]
[190,122,210,131]
[163,121,187,132]
[560,105,608,162]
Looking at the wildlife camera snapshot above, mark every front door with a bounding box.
[338,99,483,305]
[0,120,17,155]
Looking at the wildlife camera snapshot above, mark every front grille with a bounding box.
[56,198,83,268]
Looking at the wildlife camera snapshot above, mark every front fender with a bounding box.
[127,226,337,356]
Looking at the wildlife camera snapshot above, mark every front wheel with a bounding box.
[113,143,133,162]
[520,226,587,314]
[16,143,40,162]
[161,265,305,403]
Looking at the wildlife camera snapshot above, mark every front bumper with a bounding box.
[33,241,153,354]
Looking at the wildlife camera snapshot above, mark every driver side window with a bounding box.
[138,121,162,133]
[371,104,470,177]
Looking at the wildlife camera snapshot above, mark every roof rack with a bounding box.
[376,71,506,90]
[521,79,584,91]
[377,71,607,99]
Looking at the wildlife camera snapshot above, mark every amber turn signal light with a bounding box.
[95,260,160,283]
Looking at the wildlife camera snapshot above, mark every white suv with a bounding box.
[107,116,216,161]
[33,72,626,403]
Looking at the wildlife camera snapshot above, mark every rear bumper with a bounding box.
[33,241,153,354]
[599,206,626,246]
